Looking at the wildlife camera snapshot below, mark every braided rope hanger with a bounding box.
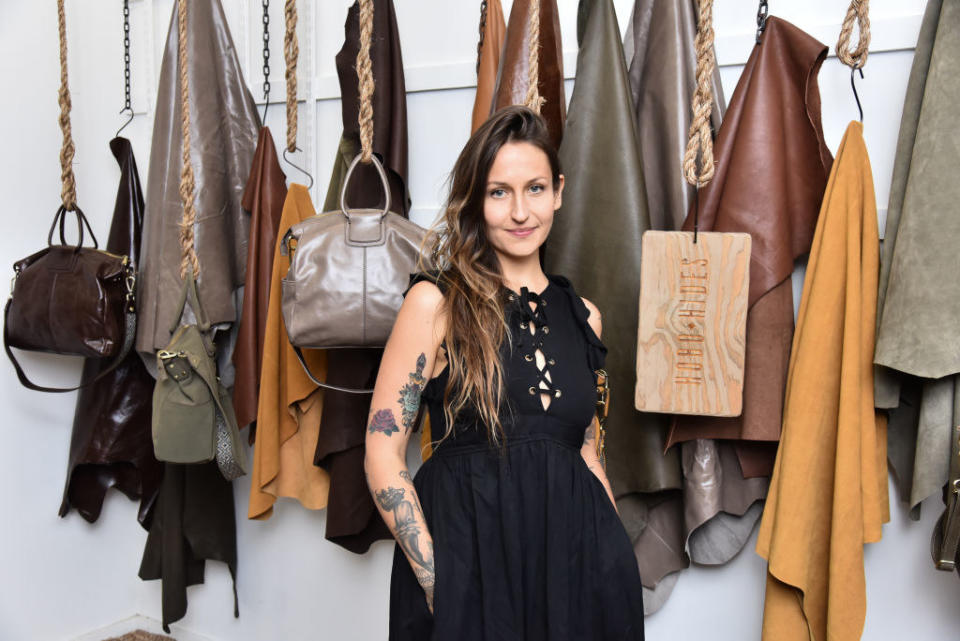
[284,0,299,153]
[836,0,871,69]
[836,0,871,121]
[524,0,544,113]
[177,0,200,279]
[56,0,78,211]
[682,0,716,189]
[356,0,375,163]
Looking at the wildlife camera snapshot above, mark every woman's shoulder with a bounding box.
[545,272,589,307]
[546,272,599,318]
[546,273,607,364]
[403,269,450,297]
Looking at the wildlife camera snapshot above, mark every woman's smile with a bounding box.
[507,226,537,238]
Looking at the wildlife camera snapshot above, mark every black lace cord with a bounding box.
[514,288,559,397]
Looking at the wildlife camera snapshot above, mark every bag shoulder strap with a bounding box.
[293,346,374,394]
[933,410,960,570]
[4,296,136,393]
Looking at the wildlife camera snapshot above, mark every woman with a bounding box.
[364,106,645,640]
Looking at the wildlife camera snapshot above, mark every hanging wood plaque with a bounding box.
[634,231,750,417]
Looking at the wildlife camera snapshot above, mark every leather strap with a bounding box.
[47,205,99,250]
[594,368,609,469]
[169,270,211,334]
[933,411,960,570]
[4,297,136,393]
[293,346,374,394]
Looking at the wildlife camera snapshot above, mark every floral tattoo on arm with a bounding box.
[368,408,400,436]
[398,353,427,433]
[367,353,428,437]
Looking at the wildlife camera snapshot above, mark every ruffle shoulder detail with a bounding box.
[546,273,608,371]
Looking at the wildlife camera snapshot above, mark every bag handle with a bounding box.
[169,269,211,334]
[46,206,99,250]
[339,152,392,220]
[3,261,137,393]
[337,0,390,221]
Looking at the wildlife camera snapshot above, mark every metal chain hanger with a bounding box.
[756,0,769,44]
[116,0,134,137]
[261,0,271,122]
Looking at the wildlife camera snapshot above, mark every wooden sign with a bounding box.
[634,231,750,417]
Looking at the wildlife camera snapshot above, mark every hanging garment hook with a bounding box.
[115,0,134,138]
[850,66,864,123]
[116,107,134,137]
[283,146,313,190]
[836,0,870,123]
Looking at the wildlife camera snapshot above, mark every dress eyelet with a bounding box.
[528,386,537,395]
[524,354,534,362]
[519,322,528,330]
[554,389,562,398]
[542,326,550,334]
[548,358,556,366]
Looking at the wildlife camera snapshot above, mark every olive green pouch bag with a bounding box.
[152,272,247,480]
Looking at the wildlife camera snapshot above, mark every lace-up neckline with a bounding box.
[504,284,559,411]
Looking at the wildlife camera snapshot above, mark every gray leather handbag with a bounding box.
[280,153,431,393]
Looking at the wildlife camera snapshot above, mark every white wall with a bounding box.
[1,1,958,639]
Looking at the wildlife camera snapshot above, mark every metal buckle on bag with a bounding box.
[9,266,20,297]
[124,267,136,312]
[594,369,610,464]
[159,350,191,381]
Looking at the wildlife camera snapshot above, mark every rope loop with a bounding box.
[836,0,871,69]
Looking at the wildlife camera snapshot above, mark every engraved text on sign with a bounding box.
[635,231,751,417]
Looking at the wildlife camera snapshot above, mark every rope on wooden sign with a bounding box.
[682,0,716,187]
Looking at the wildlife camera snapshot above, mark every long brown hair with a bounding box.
[420,105,562,450]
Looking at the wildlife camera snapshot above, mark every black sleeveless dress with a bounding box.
[388,271,645,640]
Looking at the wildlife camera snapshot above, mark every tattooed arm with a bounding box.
[581,416,619,515]
[364,280,446,614]
[579,297,619,515]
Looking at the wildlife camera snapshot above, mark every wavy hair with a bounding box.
[417,105,562,452]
